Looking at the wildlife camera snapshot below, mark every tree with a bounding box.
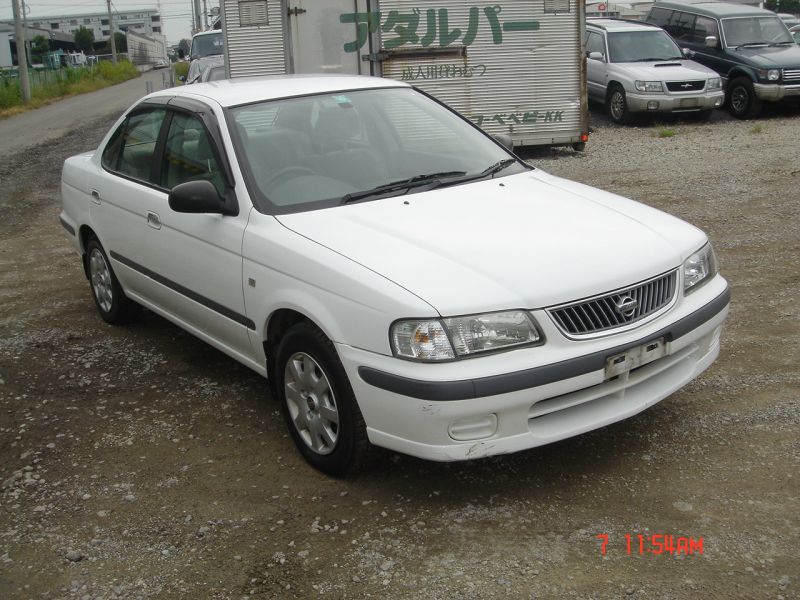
[73,26,94,53]
[113,32,127,52]
[31,35,49,61]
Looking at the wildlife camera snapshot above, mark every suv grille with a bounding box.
[666,80,705,92]
[783,69,800,83]
[548,271,678,337]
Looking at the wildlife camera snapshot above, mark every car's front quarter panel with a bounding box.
[242,210,438,361]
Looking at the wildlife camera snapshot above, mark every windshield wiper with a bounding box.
[340,171,466,204]
[734,42,768,49]
[439,158,521,188]
[768,41,794,46]
[632,57,674,62]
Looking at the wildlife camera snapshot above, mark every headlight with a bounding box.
[391,311,542,361]
[683,243,718,294]
[707,77,722,90]
[635,80,664,92]
[757,69,780,81]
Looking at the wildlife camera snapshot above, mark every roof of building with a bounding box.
[148,75,409,109]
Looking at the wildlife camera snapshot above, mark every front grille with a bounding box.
[783,68,800,83]
[548,271,677,337]
[666,80,705,92]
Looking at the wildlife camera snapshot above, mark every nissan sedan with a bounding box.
[60,76,730,476]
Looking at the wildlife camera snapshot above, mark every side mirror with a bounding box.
[588,51,604,61]
[682,47,696,58]
[705,35,718,49]
[492,133,513,151]
[168,180,227,214]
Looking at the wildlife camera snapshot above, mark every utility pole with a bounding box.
[203,0,209,29]
[193,0,203,32]
[107,0,117,64]
[12,0,31,103]
[21,0,32,68]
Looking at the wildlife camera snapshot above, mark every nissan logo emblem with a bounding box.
[615,295,638,318]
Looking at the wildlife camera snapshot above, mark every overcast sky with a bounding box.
[0,0,215,44]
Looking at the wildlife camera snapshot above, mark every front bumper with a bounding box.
[753,82,800,101]
[338,277,730,462]
[626,90,725,113]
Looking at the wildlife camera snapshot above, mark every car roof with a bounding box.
[587,18,663,32]
[192,30,221,38]
[148,74,409,108]
[649,1,778,19]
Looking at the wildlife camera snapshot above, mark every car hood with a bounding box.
[615,60,718,80]
[275,170,707,316]
[728,44,800,68]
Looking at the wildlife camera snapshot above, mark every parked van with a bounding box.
[645,1,800,117]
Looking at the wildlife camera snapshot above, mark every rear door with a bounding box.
[288,0,365,74]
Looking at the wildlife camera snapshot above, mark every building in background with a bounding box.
[1,9,164,42]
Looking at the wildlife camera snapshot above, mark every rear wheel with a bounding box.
[85,238,140,325]
[275,322,375,476]
[606,85,633,125]
[728,77,762,118]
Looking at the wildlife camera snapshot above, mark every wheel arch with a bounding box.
[263,308,329,393]
[727,68,756,85]
[78,225,98,279]
[606,80,625,100]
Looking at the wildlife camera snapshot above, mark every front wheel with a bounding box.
[606,85,634,125]
[85,238,140,325]
[728,77,762,119]
[275,322,375,476]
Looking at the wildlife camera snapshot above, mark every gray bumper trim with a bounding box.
[358,286,730,401]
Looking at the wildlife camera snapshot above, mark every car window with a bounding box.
[607,31,683,62]
[586,30,605,57]
[722,16,794,46]
[190,32,223,60]
[161,111,225,195]
[647,7,672,29]
[692,16,720,44]
[668,12,696,43]
[112,108,167,182]
[230,88,522,213]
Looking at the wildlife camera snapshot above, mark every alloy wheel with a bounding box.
[89,248,113,313]
[284,352,340,455]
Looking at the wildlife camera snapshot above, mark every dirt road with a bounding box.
[0,104,798,599]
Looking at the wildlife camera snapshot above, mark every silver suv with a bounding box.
[586,19,725,123]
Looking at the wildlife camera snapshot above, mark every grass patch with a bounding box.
[749,124,764,134]
[174,61,189,84]
[652,128,676,139]
[0,61,139,118]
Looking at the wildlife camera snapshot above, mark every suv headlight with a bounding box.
[707,77,722,90]
[683,243,718,294]
[391,311,543,361]
[635,80,664,92]
[757,69,780,81]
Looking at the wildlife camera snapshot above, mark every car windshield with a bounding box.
[228,87,526,213]
[190,32,223,59]
[607,30,683,62]
[722,17,794,47]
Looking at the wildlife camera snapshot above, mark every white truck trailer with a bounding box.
[220,0,588,149]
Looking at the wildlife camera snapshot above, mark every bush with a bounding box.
[0,60,140,113]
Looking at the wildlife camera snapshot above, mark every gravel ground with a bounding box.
[0,103,798,600]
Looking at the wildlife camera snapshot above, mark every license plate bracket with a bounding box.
[605,338,666,379]
[679,98,699,108]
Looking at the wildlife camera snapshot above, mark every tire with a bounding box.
[606,85,633,125]
[84,237,141,325]
[572,142,586,152]
[728,77,762,119]
[275,322,375,477]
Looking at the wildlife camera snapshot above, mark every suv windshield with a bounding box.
[722,16,794,47]
[190,32,223,59]
[229,87,526,213]
[607,30,683,62]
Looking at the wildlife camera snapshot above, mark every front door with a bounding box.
[288,0,364,74]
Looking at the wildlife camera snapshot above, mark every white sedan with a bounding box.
[60,76,730,476]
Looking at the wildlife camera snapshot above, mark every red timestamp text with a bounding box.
[596,534,704,556]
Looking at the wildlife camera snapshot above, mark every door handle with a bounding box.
[146,211,162,230]
[90,190,101,205]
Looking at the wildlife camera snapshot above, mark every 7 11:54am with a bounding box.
[596,534,704,556]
